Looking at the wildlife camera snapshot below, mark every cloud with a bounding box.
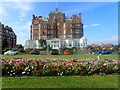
[90,24,100,27]
[83,25,88,28]
[14,21,31,44]
[1,2,33,44]
[12,2,33,18]
[83,24,100,28]
[2,2,33,21]
[0,4,7,21]
[88,36,119,44]
[14,21,31,31]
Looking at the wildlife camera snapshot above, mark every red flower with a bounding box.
[25,60,28,62]
[37,70,42,72]
[74,65,77,68]
[36,73,40,75]
[34,67,37,71]
[80,65,83,67]
[49,65,53,67]
[53,68,58,71]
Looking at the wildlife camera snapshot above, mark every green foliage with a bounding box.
[38,39,46,47]
[16,44,23,49]
[3,47,10,52]
[16,44,24,53]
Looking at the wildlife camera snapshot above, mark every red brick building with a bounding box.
[30,8,83,40]
[0,22,17,48]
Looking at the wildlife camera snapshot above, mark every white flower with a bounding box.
[60,72,63,76]
[22,72,25,74]
[10,74,12,76]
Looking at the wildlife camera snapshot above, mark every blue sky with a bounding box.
[1,1,118,45]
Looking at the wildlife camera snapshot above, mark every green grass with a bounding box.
[2,75,118,88]
[1,54,118,60]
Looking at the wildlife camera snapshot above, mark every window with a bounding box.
[69,43,72,46]
[41,36,47,39]
[41,25,47,28]
[66,35,72,39]
[33,25,39,29]
[74,35,80,38]
[66,30,72,34]
[34,31,38,34]
[66,24,72,27]
[75,24,80,28]
[48,31,53,34]
[75,29,80,33]
[50,26,53,29]
[75,20,79,23]
[34,21,39,24]
[34,36,38,40]
[42,30,46,34]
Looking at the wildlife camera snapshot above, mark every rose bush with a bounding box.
[2,58,119,76]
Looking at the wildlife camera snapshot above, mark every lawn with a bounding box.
[2,75,118,88]
[1,54,118,60]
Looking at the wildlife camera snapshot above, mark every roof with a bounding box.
[49,8,64,15]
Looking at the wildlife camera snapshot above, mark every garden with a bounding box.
[1,54,119,88]
[2,58,119,76]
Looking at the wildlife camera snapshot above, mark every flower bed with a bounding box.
[2,58,119,76]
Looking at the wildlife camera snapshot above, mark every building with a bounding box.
[24,37,87,49]
[24,8,87,49]
[0,22,17,49]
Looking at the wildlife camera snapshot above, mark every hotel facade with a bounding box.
[24,8,87,49]
[0,22,17,49]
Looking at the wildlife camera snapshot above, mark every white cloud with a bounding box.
[15,21,31,31]
[83,24,100,28]
[12,2,33,18]
[0,4,7,21]
[1,2,33,21]
[11,2,33,12]
[90,24,100,27]
[83,25,88,28]
[14,21,31,44]
[88,36,119,44]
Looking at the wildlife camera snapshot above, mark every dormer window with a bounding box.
[34,21,39,24]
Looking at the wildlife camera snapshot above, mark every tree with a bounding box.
[38,39,46,47]
[16,44,24,53]
[16,44,23,49]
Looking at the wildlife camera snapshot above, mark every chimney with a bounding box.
[38,16,42,18]
[2,24,4,28]
[32,14,36,20]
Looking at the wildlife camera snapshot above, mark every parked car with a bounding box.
[4,50,19,55]
[64,49,72,55]
[50,49,59,55]
[29,50,40,55]
[90,49,99,55]
[98,50,110,54]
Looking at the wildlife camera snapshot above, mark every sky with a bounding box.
[0,1,118,45]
